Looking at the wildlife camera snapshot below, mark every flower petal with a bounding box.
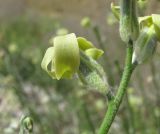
[41,47,56,78]
[54,33,80,80]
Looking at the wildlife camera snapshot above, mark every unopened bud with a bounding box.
[78,51,110,95]
[120,0,139,43]
[80,17,91,28]
[19,116,33,134]
[132,25,157,64]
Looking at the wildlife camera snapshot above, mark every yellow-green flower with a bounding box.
[41,33,103,80]
[41,33,80,80]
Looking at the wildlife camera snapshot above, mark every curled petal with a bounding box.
[41,47,55,78]
[54,33,80,80]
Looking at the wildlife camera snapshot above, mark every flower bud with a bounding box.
[20,116,33,133]
[80,17,91,28]
[132,25,157,64]
[78,51,109,95]
[120,0,139,43]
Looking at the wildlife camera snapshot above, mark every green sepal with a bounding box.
[77,37,94,50]
[85,48,104,60]
[77,37,104,59]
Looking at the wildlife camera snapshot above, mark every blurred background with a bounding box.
[0,0,160,133]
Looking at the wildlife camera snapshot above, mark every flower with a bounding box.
[41,33,80,80]
[41,33,103,80]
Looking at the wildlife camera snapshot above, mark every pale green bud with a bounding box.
[78,51,110,95]
[132,25,157,64]
[20,116,33,134]
[80,17,91,28]
[120,0,139,43]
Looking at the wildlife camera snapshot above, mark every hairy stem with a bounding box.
[98,41,135,134]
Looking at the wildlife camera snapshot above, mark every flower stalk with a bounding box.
[98,40,135,134]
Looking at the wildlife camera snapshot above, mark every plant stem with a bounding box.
[98,41,135,134]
